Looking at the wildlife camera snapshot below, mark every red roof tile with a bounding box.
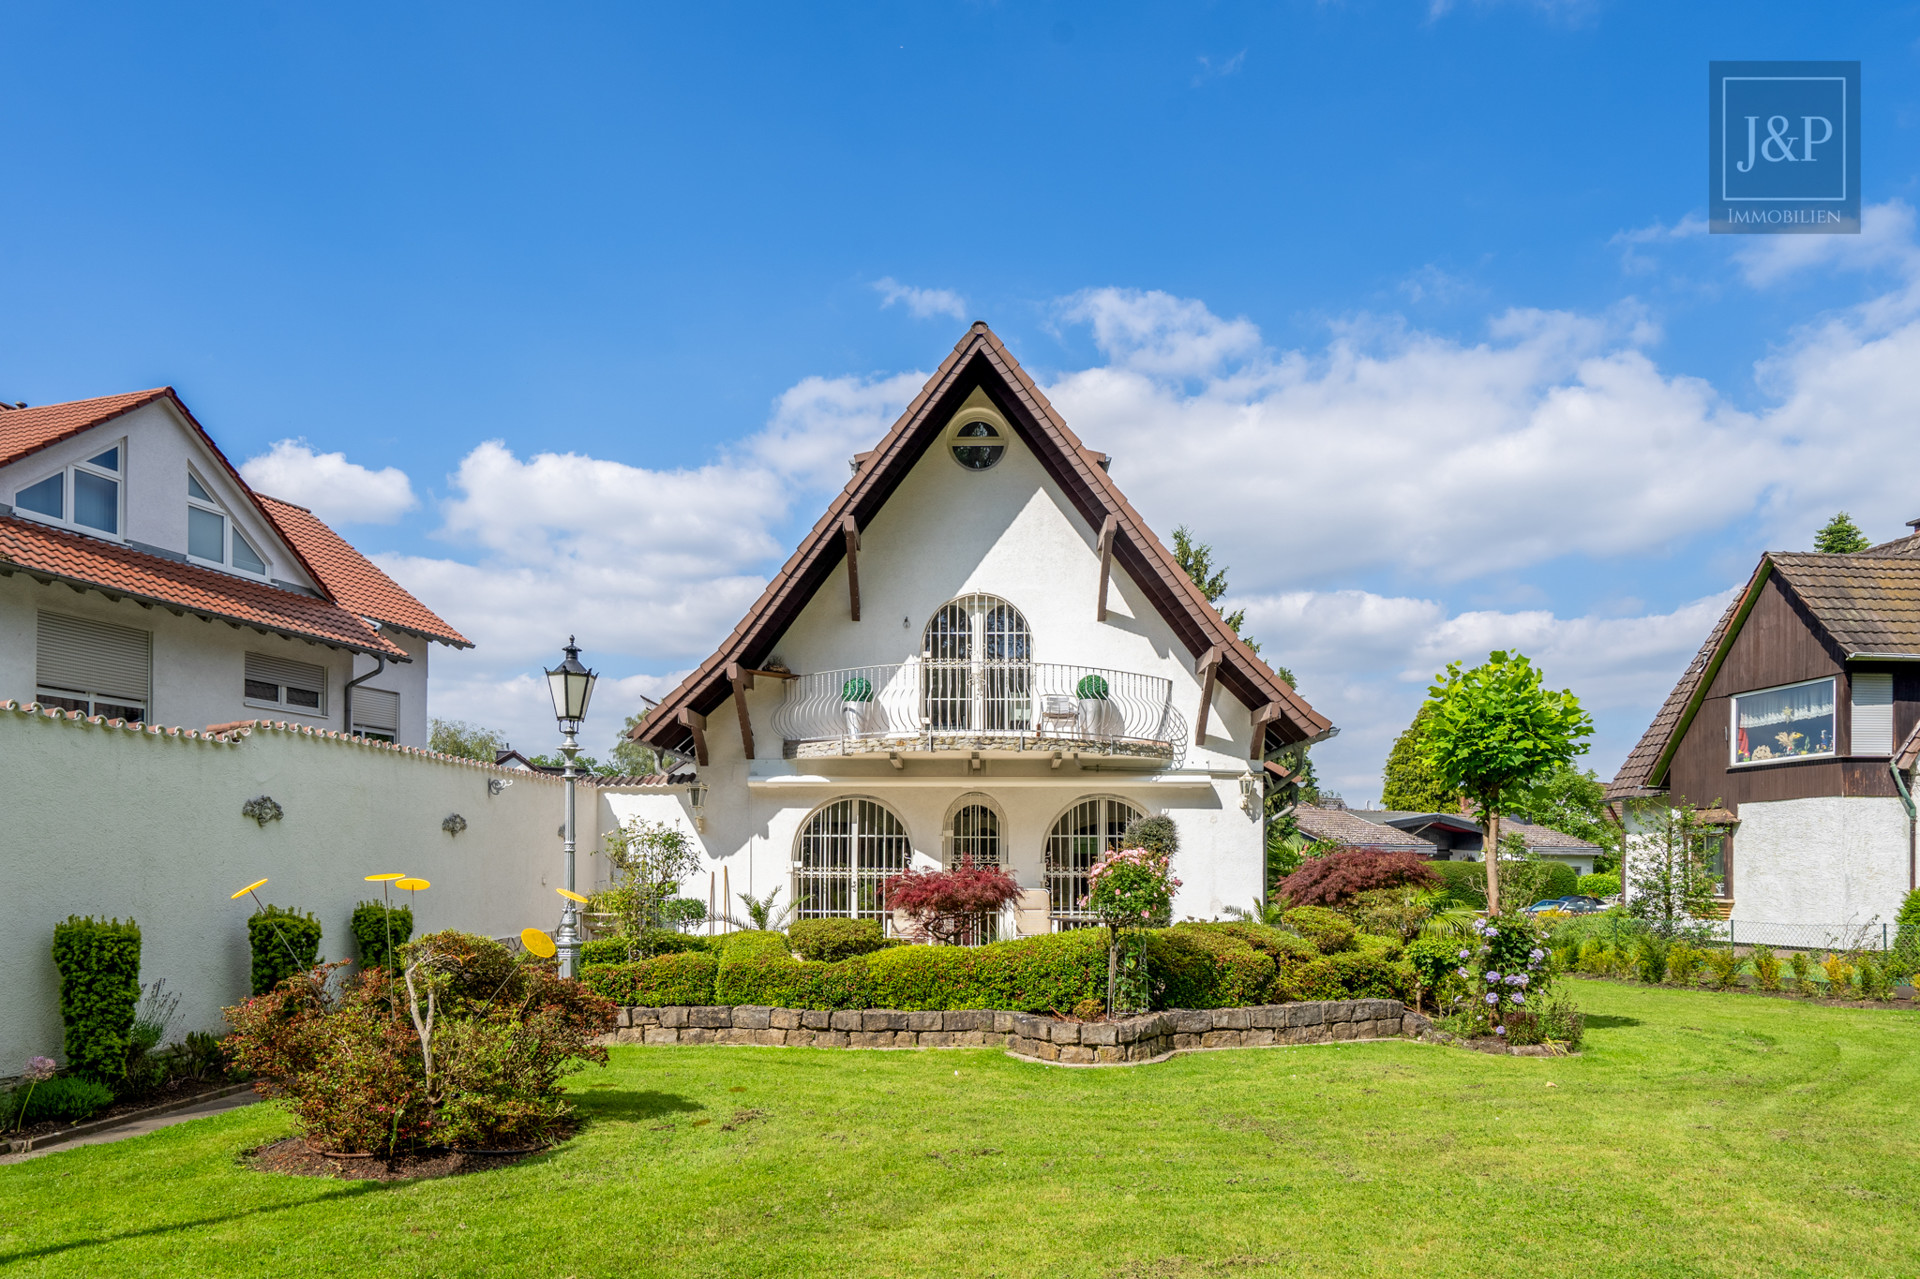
[258,495,470,648]
[0,389,172,469]
[0,514,406,657]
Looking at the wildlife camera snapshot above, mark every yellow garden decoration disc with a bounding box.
[230,878,269,900]
[364,872,405,882]
[556,888,589,903]
[521,928,558,958]
[396,877,431,891]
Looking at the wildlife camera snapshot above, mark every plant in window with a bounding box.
[883,857,1022,946]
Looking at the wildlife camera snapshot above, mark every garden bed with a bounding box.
[247,1134,559,1181]
[5,1078,248,1153]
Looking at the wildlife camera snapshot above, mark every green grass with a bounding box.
[5,979,1919,1278]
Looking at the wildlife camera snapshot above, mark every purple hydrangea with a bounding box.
[1510,993,1525,1006]
[1485,992,1499,1005]
[1529,948,1546,962]
[1458,949,1470,959]
[1456,967,1470,979]
[1485,971,1501,983]
[1495,1025,1507,1036]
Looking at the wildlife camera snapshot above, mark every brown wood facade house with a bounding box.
[1609,536,1920,934]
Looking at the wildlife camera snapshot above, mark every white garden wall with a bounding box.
[0,702,659,1070]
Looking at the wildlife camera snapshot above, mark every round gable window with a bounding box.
[950,420,1005,471]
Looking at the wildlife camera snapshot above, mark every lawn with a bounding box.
[4,980,1919,1278]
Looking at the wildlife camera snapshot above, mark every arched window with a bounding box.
[922,594,1032,733]
[794,797,913,924]
[1044,797,1145,929]
[946,797,1002,866]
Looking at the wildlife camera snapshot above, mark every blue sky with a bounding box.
[5,2,1920,794]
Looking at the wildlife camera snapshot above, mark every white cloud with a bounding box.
[1730,200,1920,289]
[240,439,417,524]
[1058,288,1261,379]
[873,277,969,322]
[1192,51,1246,85]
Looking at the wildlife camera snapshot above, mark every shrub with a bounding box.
[1122,814,1179,856]
[1578,872,1622,899]
[1749,945,1783,992]
[1819,952,1854,995]
[1430,861,1487,910]
[1283,906,1356,955]
[1853,953,1892,1002]
[248,905,323,996]
[580,952,718,1006]
[14,1074,114,1125]
[1346,887,1435,943]
[883,858,1022,945]
[1635,936,1669,985]
[1279,851,1439,908]
[350,900,414,973]
[1666,941,1703,987]
[1534,987,1585,1050]
[788,918,889,962]
[1433,914,1551,1038]
[1702,947,1744,991]
[1404,935,1467,1010]
[663,897,708,930]
[1147,927,1275,1008]
[1575,939,1604,975]
[1789,950,1818,996]
[579,930,713,967]
[50,916,143,1083]
[1288,952,1416,1002]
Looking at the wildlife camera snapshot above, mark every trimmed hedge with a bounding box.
[579,931,715,967]
[789,918,890,962]
[1288,951,1417,1002]
[349,900,413,972]
[248,905,323,995]
[1577,872,1621,899]
[1283,906,1356,955]
[1430,861,1487,909]
[50,916,142,1083]
[580,952,718,1006]
[1148,927,1276,1008]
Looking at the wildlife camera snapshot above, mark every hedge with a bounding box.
[248,905,323,995]
[1577,872,1621,898]
[579,931,715,967]
[50,916,142,1082]
[1430,861,1488,909]
[789,918,891,962]
[580,952,718,1006]
[1288,951,1417,1002]
[349,900,413,972]
[1282,906,1356,955]
[1148,927,1276,1008]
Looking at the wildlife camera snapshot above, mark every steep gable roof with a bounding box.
[0,389,173,469]
[1607,545,1920,800]
[636,322,1331,757]
[259,495,470,648]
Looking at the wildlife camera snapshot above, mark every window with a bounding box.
[12,442,123,536]
[950,419,1006,470]
[946,797,1006,943]
[1045,797,1145,929]
[1700,831,1730,899]
[352,687,400,742]
[244,652,326,715]
[36,610,149,722]
[794,798,913,926]
[1731,677,1834,765]
[922,594,1032,733]
[188,471,269,577]
[1851,672,1894,756]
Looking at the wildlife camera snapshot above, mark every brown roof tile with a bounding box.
[1606,590,1745,800]
[258,495,469,648]
[1293,806,1436,850]
[0,514,406,657]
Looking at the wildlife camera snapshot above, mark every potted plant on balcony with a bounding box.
[1076,673,1113,739]
[842,675,875,739]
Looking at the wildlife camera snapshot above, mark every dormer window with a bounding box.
[187,471,269,577]
[12,442,124,536]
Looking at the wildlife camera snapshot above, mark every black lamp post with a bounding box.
[545,636,597,978]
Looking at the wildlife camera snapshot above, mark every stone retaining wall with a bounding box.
[598,999,1429,1066]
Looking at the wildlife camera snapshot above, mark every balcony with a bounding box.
[769,659,1187,762]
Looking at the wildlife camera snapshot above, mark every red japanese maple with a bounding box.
[882,856,1023,945]
[1279,850,1439,908]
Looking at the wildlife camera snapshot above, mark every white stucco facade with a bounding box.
[621,388,1277,931]
[1724,796,1911,929]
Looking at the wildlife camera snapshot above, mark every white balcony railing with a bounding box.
[770,659,1185,759]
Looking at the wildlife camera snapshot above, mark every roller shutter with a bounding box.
[352,687,399,734]
[36,611,150,702]
[244,651,326,713]
[1851,672,1894,756]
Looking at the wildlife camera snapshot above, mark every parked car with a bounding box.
[1525,895,1605,915]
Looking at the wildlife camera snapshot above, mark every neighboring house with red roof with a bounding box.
[0,388,467,747]
[1608,534,1920,932]
[616,323,1334,932]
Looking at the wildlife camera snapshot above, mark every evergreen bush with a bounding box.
[1749,945,1783,992]
[1288,952,1417,1002]
[1577,872,1622,899]
[1282,906,1356,954]
[349,900,413,972]
[579,952,719,1006]
[50,916,142,1083]
[578,931,714,967]
[248,905,323,995]
[1430,861,1488,910]
[788,918,890,962]
[13,1074,114,1124]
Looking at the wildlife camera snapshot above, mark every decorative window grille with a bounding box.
[944,797,1007,943]
[794,797,912,926]
[36,610,150,722]
[1044,797,1144,930]
[1851,672,1894,756]
[921,594,1032,733]
[1731,677,1835,765]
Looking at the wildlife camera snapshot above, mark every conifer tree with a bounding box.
[1814,511,1871,554]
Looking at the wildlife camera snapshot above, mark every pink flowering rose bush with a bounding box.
[1085,846,1181,1013]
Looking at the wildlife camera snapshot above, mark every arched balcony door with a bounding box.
[922,594,1032,733]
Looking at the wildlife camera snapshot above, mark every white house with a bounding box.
[619,323,1335,932]
[0,387,467,746]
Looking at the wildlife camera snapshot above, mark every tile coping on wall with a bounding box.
[593,999,1437,1066]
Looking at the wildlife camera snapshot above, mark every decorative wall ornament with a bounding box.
[442,813,468,837]
[242,795,284,827]
[487,777,513,796]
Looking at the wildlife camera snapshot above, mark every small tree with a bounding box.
[1622,798,1723,938]
[882,858,1023,945]
[597,819,701,953]
[1420,651,1594,912]
[607,706,669,777]
[1086,846,1181,1015]
[1278,850,1439,907]
[429,718,509,762]
[1814,511,1871,554]
[1380,705,1461,812]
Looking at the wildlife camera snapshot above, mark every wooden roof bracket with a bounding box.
[1250,702,1285,760]
[1194,646,1223,746]
[1095,514,1118,622]
[726,663,754,760]
[842,515,861,622]
[677,707,709,767]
